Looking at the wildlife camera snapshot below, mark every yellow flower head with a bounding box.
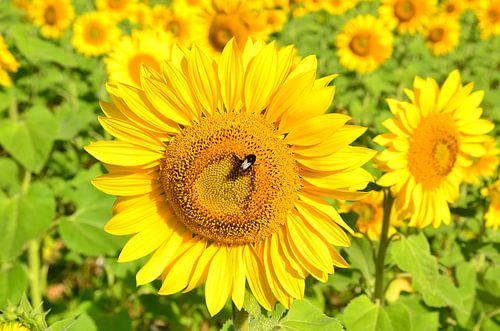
[128,2,153,29]
[301,0,359,15]
[424,16,460,56]
[192,0,270,56]
[482,179,500,229]
[29,0,75,39]
[0,322,31,331]
[476,0,500,39]
[379,0,437,35]
[86,39,375,315]
[375,70,495,228]
[464,136,499,185]
[151,3,196,46]
[336,15,393,74]
[105,30,173,87]
[95,0,137,20]
[440,0,465,19]
[0,36,20,88]
[71,11,121,57]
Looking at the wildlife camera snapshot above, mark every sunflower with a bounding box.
[95,0,137,20]
[482,179,500,229]
[323,0,359,15]
[192,0,270,56]
[476,0,500,39]
[71,12,121,57]
[29,0,74,39]
[86,39,375,315]
[424,16,460,56]
[341,191,398,241]
[105,30,172,87]
[0,322,31,331]
[463,136,499,185]
[128,2,153,29]
[379,0,437,35]
[0,36,19,88]
[440,0,465,19]
[375,70,495,228]
[151,3,196,46]
[336,15,393,74]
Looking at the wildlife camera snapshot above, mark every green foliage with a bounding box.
[343,295,392,331]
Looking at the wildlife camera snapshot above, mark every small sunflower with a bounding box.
[375,70,495,228]
[265,9,289,33]
[482,179,500,229]
[151,3,196,46]
[29,0,74,39]
[424,16,460,56]
[192,0,269,56]
[105,30,172,87]
[86,39,375,315]
[336,15,393,74]
[0,36,19,88]
[464,136,499,185]
[71,11,121,57]
[95,0,137,20]
[440,0,465,19]
[341,191,398,241]
[476,0,500,39]
[379,0,437,35]
[323,0,360,15]
[128,2,153,29]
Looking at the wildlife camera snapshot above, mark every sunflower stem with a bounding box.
[373,187,394,305]
[28,239,42,308]
[232,302,250,331]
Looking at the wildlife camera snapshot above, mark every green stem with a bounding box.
[232,302,250,331]
[28,239,42,307]
[373,188,394,305]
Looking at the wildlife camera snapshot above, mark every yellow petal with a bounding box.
[85,141,163,167]
[231,245,246,310]
[98,117,165,151]
[184,244,219,293]
[244,244,276,311]
[118,220,170,262]
[92,172,158,196]
[188,45,219,116]
[296,146,376,172]
[301,168,373,191]
[205,246,233,316]
[458,119,494,135]
[218,39,244,112]
[262,239,293,308]
[162,60,200,119]
[100,100,127,120]
[284,114,350,146]
[437,70,461,111]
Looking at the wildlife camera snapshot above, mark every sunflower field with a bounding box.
[0,0,499,330]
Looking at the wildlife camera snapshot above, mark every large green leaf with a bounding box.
[0,105,57,173]
[0,157,20,195]
[343,295,393,331]
[0,263,28,307]
[344,237,375,284]
[277,300,343,331]
[0,182,55,262]
[455,262,477,326]
[385,296,439,331]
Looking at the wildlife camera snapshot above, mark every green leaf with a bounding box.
[385,296,439,331]
[66,313,97,331]
[277,299,343,331]
[455,262,477,326]
[59,167,125,256]
[11,24,77,67]
[0,182,55,262]
[47,316,79,331]
[344,237,375,284]
[0,263,28,307]
[0,157,20,195]
[0,105,57,173]
[343,295,393,331]
[54,102,95,141]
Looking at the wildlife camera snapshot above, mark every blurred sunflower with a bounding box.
[0,321,30,331]
[128,2,153,29]
[341,191,398,241]
[424,16,460,56]
[29,0,74,39]
[0,36,19,87]
[192,0,269,56]
[86,39,375,315]
[440,0,465,18]
[482,179,500,229]
[105,30,172,87]
[71,12,121,57]
[375,70,494,228]
[379,0,436,35]
[323,0,360,15]
[463,136,499,185]
[95,0,136,20]
[476,0,500,39]
[151,3,196,46]
[336,15,393,74]
[265,9,289,33]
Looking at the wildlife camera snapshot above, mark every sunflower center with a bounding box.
[488,9,499,23]
[394,0,416,22]
[44,6,57,25]
[160,112,300,245]
[108,0,126,10]
[85,24,105,44]
[407,114,459,189]
[428,27,445,42]
[167,19,182,36]
[349,34,372,56]
[445,3,456,13]
[128,53,161,86]
[208,14,248,52]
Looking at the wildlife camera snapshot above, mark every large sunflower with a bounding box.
[71,12,121,57]
[336,15,393,74]
[424,16,460,56]
[86,39,375,315]
[29,0,74,39]
[375,70,495,228]
[379,0,437,35]
[476,0,500,39]
[105,30,172,87]
[0,36,19,87]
